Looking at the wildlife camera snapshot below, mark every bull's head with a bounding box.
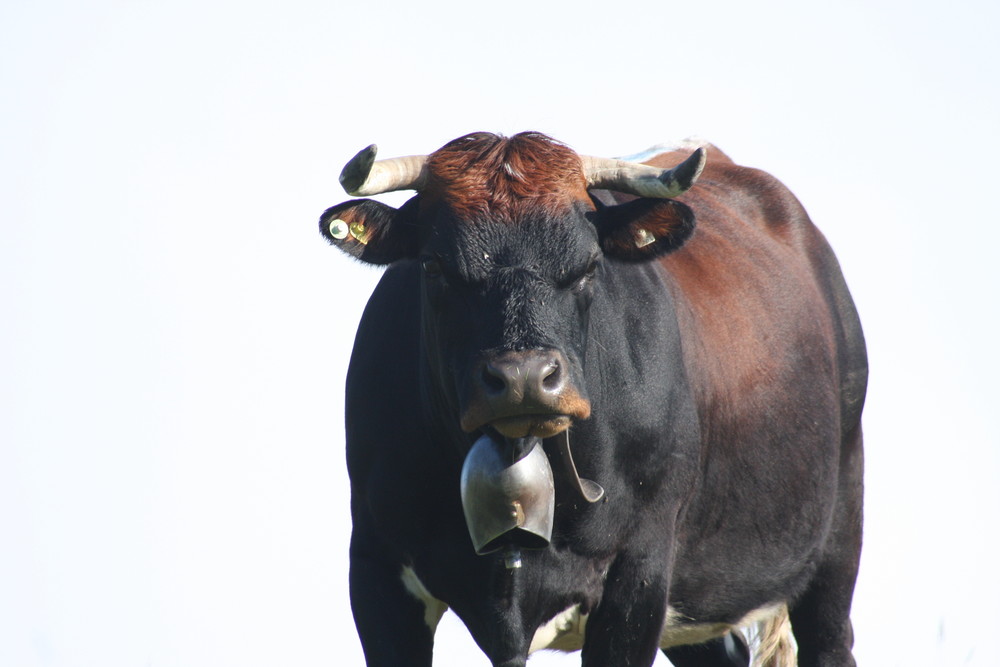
[322,133,704,558]
[321,133,703,447]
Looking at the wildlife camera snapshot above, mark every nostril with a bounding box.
[481,364,507,394]
[540,361,563,391]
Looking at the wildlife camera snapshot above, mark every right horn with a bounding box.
[339,144,429,197]
[580,147,706,199]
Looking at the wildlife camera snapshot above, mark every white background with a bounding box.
[2,1,997,665]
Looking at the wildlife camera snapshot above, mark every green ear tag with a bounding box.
[635,228,656,248]
[349,221,369,245]
[328,218,350,240]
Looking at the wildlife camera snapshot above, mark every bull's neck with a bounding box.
[584,258,686,415]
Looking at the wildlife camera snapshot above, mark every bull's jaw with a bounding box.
[489,414,573,439]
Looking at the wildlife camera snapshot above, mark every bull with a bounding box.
[318,132,867,666]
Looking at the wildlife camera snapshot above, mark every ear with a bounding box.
[592,198,695,261]
[318,197,420,265]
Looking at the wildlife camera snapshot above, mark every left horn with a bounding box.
[580,147,706,199]
[339,144,429,196]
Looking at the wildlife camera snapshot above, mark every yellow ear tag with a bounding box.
[349,221,369,245]
[328,218,350,240]
[635,228,656,248]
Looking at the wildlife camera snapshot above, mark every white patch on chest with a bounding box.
[529,605,587,653]
[400,566,448,632]
[528,602,785,653]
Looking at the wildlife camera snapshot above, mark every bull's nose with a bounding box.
[480,350,567,404]
[460,349,591,435]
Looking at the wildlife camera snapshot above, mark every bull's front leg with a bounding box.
[349,530,443,666]
[581,551,672,667]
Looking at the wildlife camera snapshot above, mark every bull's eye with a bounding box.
[572,259,599,292]
[421,257,443,279]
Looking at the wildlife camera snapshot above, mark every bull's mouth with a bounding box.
[460,395,591,436]
[488,414,572,439]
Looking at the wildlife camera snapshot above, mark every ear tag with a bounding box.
[349,221,369,245]
[635,228,657,248]
[328,218,350,240]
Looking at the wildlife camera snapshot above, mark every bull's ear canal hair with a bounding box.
[592,198,696,261]
[318,197,420,265]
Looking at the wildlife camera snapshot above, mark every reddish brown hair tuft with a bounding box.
[424,132,589,221]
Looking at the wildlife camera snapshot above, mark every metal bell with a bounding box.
[460,434,555,555]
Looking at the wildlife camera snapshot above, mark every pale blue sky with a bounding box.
[2,1,998,665]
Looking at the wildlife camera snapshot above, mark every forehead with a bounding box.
[438,209,598,262]
[423,132,591,223]
[421,206,597,288]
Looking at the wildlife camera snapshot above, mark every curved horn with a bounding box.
[580,147,706,199]
[339,144,429,196]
